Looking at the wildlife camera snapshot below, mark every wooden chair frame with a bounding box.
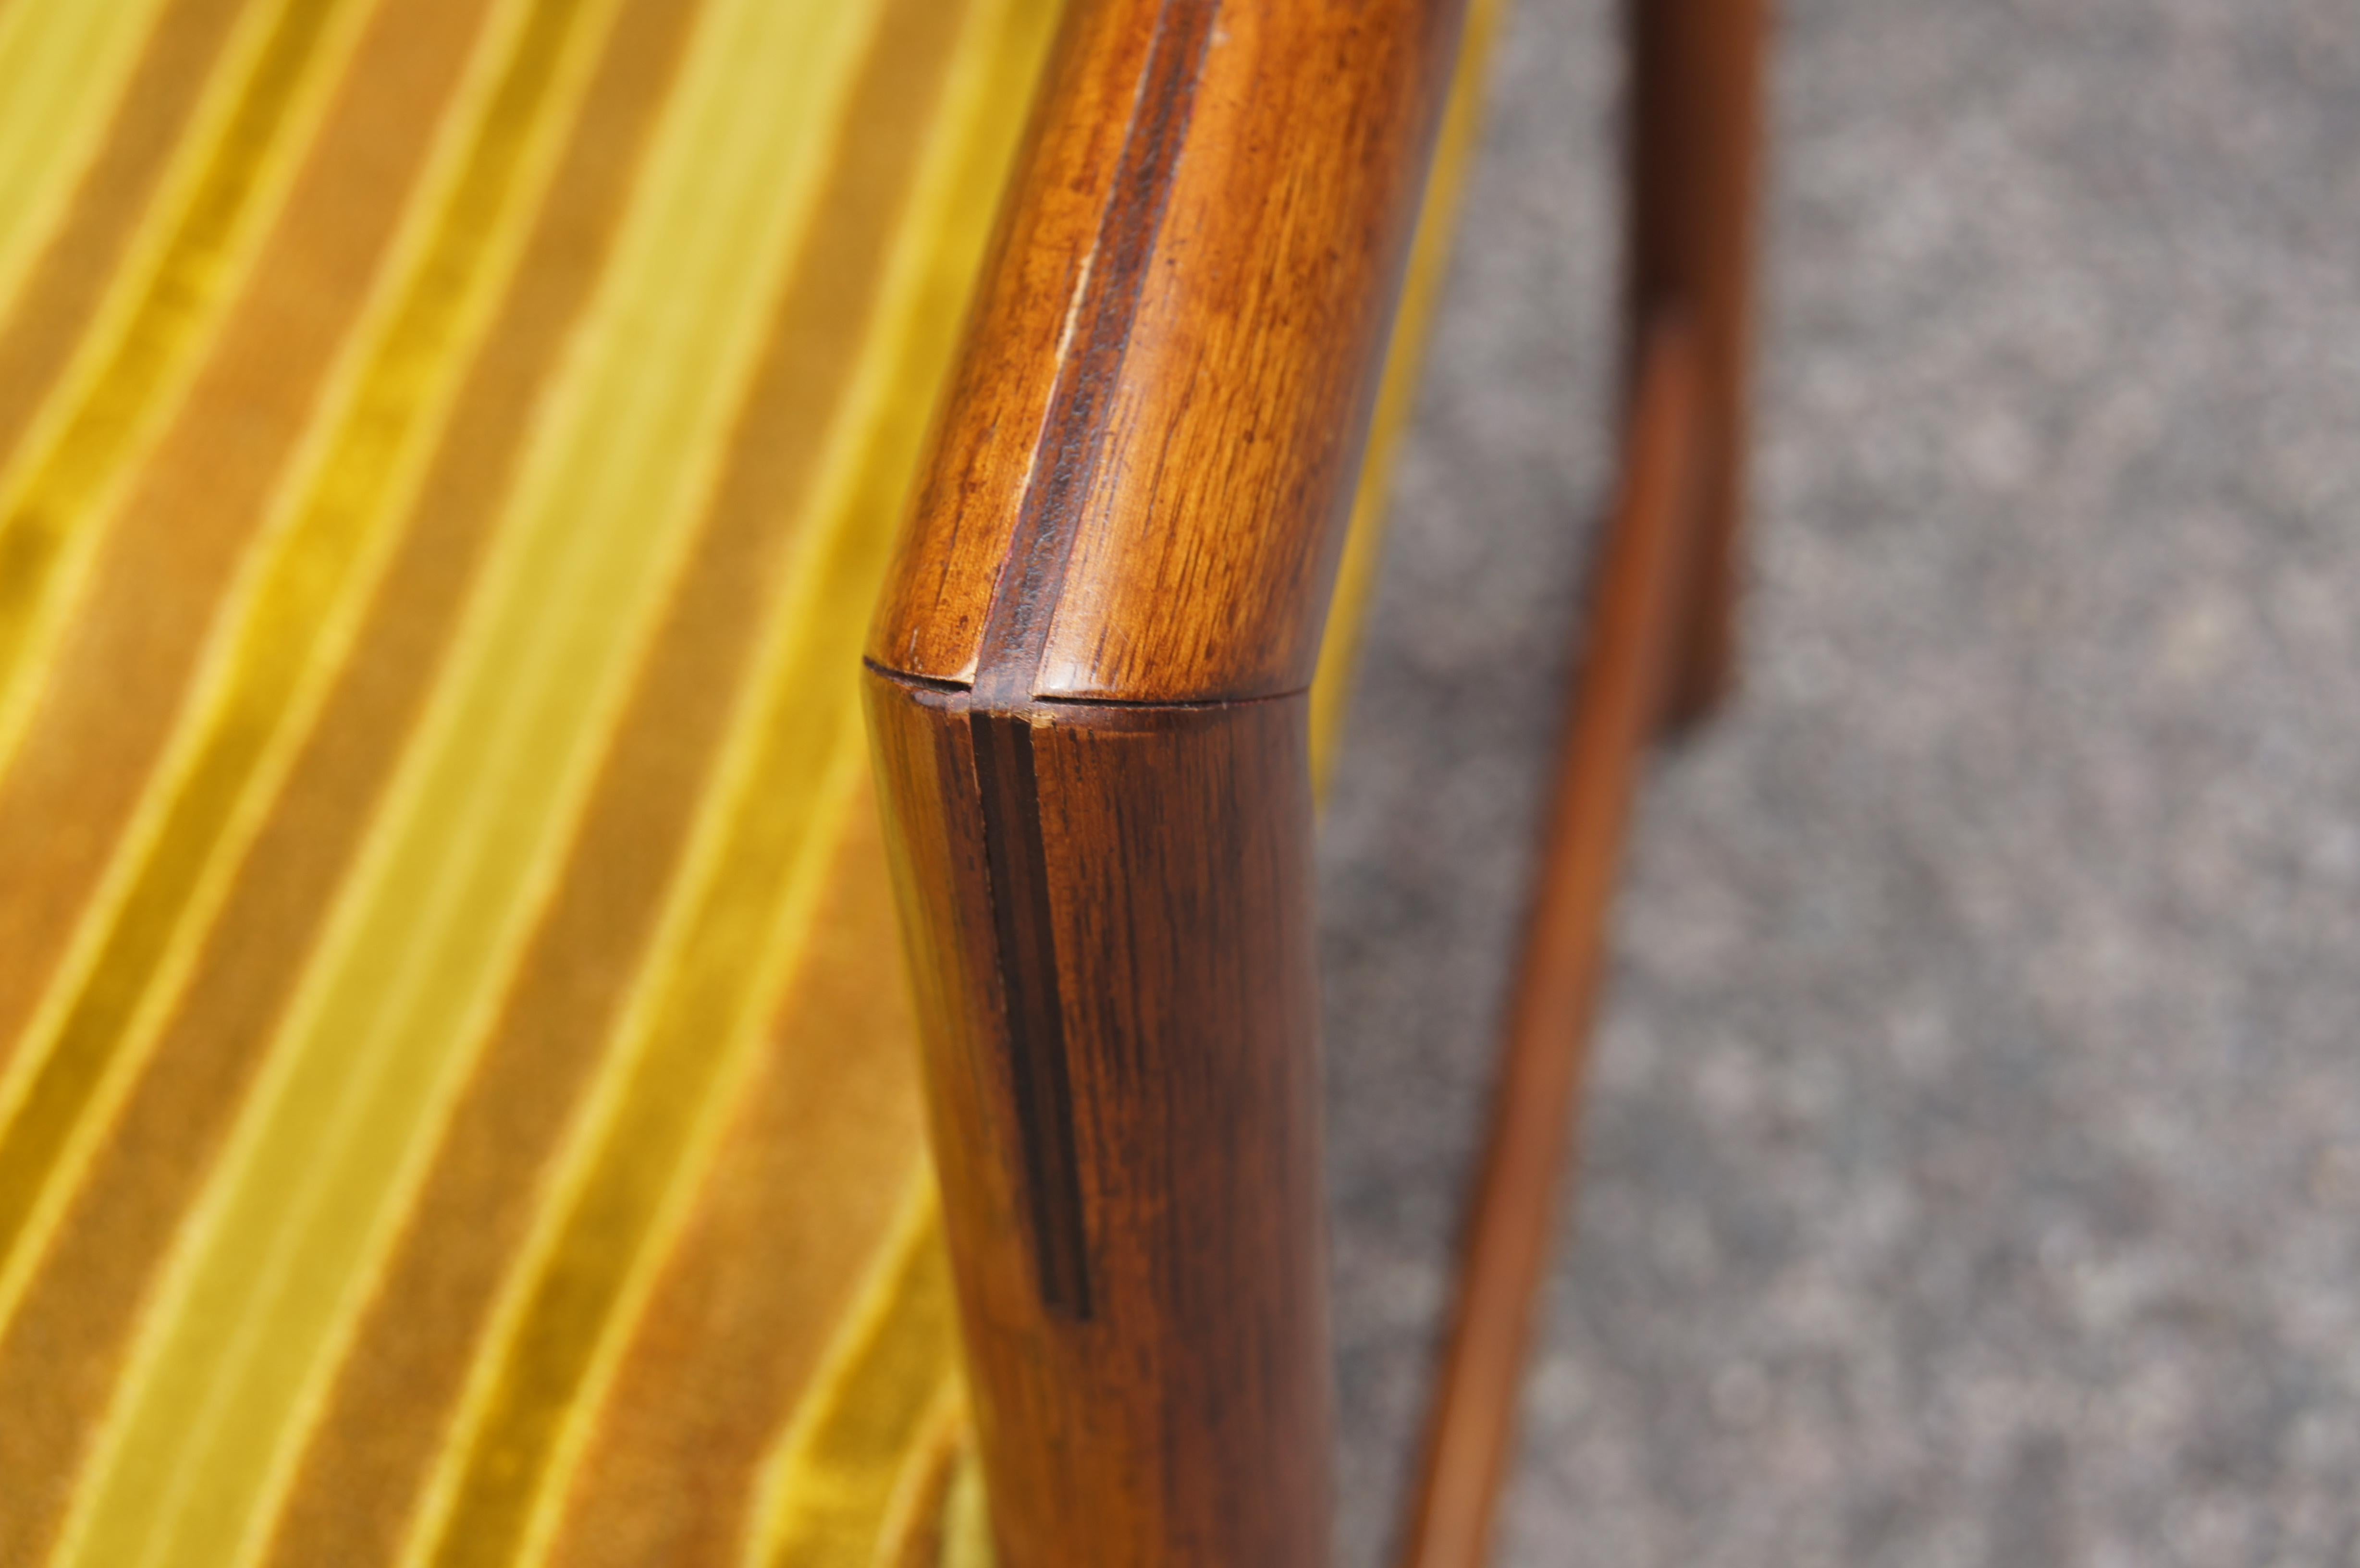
[863,0,1764,1561]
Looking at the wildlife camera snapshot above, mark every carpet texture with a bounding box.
[1323,0,2360,1563]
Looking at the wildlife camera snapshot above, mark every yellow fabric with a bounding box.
[1310,0,1511,791]
[0,0,1500,1562]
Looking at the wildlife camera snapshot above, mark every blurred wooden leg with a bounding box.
[1629,0,1767,727]
[1399,320,1701,1568]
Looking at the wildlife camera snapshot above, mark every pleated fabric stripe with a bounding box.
[0,0,1502,1560]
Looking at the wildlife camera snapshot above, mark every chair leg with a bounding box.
[865,671,1333,1568]
[1398,319,1702,1568]
[1628,0,1768,728]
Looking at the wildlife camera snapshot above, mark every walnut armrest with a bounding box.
[862,0,1471,1562]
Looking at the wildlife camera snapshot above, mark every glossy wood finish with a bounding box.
[866,0,1768,1557]
[1400,320,1701,1568]
[866,673,1329,1566]
[867,0,1469,705]
[1630,0,1767,725]
[865,0,1474,1558]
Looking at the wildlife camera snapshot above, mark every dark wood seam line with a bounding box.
[865,658,1306,713]
[971,0,1220,702]
[968,710,1095,1318]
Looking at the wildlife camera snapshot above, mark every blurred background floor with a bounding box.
[1319,0,2360,1563]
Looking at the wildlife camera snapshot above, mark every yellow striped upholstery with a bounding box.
[0,0,1500,1560]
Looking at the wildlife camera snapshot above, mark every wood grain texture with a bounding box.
[865,0,1475,1560]
[1398,319,1701,1568]
[867,0,1470,705]
[867,670,1330,1567]
[1629,0,1767,725]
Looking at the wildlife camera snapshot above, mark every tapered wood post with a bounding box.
[1629,0,1767,725]
[862,0,1472,1559]
[1399,321,1701,1568]
[866,678,1330,1564]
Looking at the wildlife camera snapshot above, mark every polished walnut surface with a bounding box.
[865,0,1475,1561]
[868,0,1466,706]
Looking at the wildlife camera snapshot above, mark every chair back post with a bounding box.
[864,0,1471,1560]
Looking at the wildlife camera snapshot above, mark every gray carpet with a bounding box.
[1320,1,2360,1563]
